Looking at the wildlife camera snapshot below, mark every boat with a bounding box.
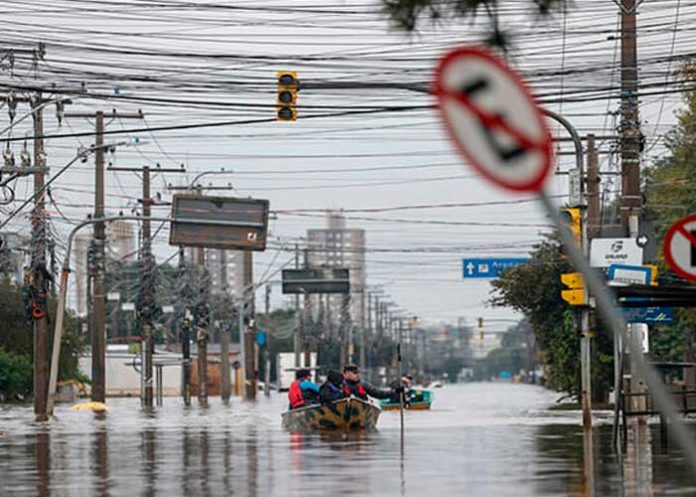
[380,388,433,411]
[282,396,381,432]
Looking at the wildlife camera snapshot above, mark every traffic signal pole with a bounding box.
[542,109,592,430]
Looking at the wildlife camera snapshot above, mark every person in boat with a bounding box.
[288,368,320,410]
[389,374,413,406]
[342,364,395,401]
[319,369,347,404]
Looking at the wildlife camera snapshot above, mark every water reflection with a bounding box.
[35,431,50,497]
[93,426,109,497]
[1,385,695,496]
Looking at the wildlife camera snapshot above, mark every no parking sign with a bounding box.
[664,214,696,281]
[433,46,553,192]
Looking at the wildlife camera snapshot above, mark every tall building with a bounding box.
[72,220,135,316]
[106,220,135,262]
[306,210,366,325]
[206,249,245,299]
[0,232,29,284]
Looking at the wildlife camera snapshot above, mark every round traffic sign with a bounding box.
[664,214,696,281]
[433,46,553,192]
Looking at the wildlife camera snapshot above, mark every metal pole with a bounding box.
[538,191,696,472]
[92,110,106,404]
[542,108,592,429]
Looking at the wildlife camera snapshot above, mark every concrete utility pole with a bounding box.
[619,0,647,422]
[196,246,209,407]
[264,283,271,397]
[64,109,143,403]
[31,94,49,421]
[620,0,642,228]
[142,166,153,407]
[293,243,301,368]
[220,250,231,404]
[242,250,256,400]
[108,164,183,408]
[92,111,107,403]
[586,135,601,239]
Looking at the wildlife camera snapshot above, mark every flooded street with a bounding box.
[1,383,695,496]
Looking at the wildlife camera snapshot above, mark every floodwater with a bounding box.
[1,383,695,497]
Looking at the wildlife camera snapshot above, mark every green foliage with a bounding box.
[381,0,565,47]
[0,348,32,399]
[0,277,85,399]
[490,236,613,397]
[643,61,696,359]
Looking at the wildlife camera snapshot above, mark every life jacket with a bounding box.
[344,382,367,398]
[288,380,305,409]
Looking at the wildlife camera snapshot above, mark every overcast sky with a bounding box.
[0,0,691,331]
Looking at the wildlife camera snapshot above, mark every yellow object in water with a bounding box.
[71,401,108,412]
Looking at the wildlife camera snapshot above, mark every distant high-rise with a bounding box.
[72,233,91,316]
[307,210,365,324]
[106,220,135,262]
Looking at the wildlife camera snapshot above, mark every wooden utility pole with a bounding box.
[264,283,271,397]
[63,109,143,403]
[31,94,49,421]
[195,246,209,407]
[586,134,601,239]
[243,250,256,400]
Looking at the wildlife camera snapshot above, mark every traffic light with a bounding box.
[559,207,582,246]
[277,71,298,121]
[561,272,586,305]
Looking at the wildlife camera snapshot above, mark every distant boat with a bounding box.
[430,381,443,389]
[380,388,433,411]
[282,396,381,432]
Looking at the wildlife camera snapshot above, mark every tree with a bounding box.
[490,235,614,398]
[643,61,696,367]
[381,0,564,48]
[0,277,84,400]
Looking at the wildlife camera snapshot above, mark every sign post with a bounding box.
[434,45,696,470]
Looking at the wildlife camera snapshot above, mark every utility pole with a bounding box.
[92,111,107,404]
[64,109,143,404]
[196,246,209,408]
[220,250,231,404]
[108,164,183,408]
[264,283,271,397]
[619,0,647,422]
[293,243,301,369]
[242,250,256,400]
[586,134,600,239]
[31,94,49,421]
[620,0,642,229]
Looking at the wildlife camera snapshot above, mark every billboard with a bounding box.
[169,194,269,251]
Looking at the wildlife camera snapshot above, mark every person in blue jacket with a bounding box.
[319,369,347,404]
[287,369,319,409]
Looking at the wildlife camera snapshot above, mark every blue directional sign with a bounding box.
[622,306,674,324]
[462,258,529,278]
[608,264,652,286]
[256,330,267,346]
